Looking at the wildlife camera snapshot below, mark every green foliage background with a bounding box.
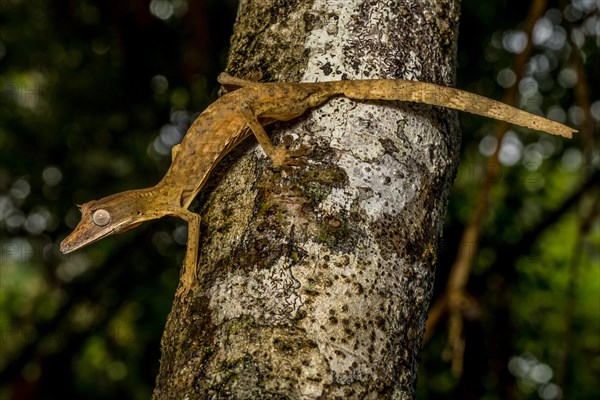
[0,1,597,399]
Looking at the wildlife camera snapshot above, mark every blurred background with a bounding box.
[0,0,598,399]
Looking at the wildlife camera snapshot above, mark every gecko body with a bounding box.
[60,74,575,296]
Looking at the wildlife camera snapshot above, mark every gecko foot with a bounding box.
[175,285,189,298]
[175,281,199,298]
[175,263,199,298]
[271,145,312,169]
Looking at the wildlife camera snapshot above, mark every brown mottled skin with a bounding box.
[60,73,575,297]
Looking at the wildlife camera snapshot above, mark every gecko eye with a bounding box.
[92,209,111,226]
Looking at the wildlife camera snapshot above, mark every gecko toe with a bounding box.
[271,145,311,169]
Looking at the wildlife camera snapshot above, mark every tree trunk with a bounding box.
[153,0,460,398]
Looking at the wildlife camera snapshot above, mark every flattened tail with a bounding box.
[319,79,575,138]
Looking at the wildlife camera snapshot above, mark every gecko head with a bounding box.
[60,190,150,254]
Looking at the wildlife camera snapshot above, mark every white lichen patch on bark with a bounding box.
[403,50,423,81]
[302,1,360,82]
[293,239,405,385]
[318,150,422,217]
[208,257,303,325]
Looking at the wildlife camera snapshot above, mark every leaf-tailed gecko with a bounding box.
[60,73,575,297]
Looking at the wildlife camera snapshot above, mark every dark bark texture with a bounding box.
[153,0,460,398]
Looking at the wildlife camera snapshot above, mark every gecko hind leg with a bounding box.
[217,73,258,92]
[239,102,311,169]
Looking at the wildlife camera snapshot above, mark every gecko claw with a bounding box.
[271,145,311,169]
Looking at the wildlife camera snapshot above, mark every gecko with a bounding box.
[60,73,576,297]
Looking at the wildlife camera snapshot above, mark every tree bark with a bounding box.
[153,0,460,398]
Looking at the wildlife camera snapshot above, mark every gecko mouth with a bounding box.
[60,220,143,254]
[60,230,109,254]
[59,223,118,254]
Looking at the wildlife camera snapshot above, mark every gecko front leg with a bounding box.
[239,102,311,168]
[174,209,201,298]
